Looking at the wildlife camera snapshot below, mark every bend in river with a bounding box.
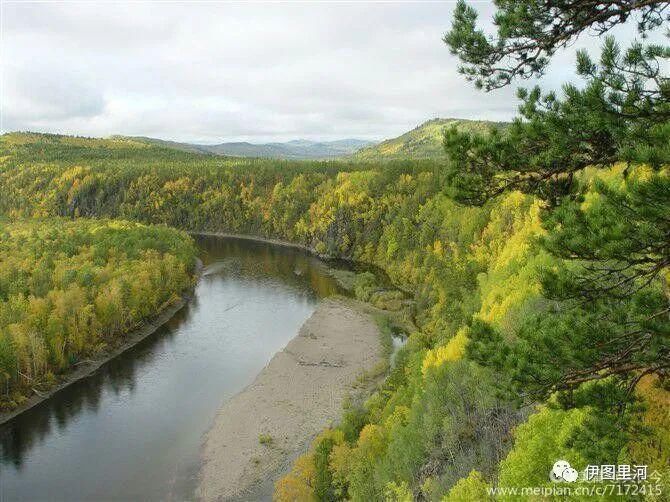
[0,236,347,501]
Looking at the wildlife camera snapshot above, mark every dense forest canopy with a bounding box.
[0,216,196,410]
[0,129,667,498]
[444,0,669,405]
[352,118,506,160]
[0,4,667,496]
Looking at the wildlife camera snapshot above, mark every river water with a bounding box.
[0,236,343,501]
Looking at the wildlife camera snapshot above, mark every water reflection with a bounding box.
[0,236,344,501]
[196,235,342,298]
[0,306,189,472]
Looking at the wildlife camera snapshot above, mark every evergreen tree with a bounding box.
[443,37,669,205]
[444,0,669,90]
[444,1,670,405]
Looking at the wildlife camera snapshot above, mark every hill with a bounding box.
[115,136,374,159]
[113,117,505,161]
[14,119,504,161]
[203,138,372,159]
[1,132,666,501]
[111,136,214,155]
[353,118,505,160]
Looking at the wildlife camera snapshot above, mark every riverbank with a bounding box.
[0,259,203,426]
[192,232,414,300]
[193,232,322,257]
[197,297,385,501]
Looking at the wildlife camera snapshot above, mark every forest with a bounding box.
[1,0,668,499]
[0,131,667,498]
[0,217,196,410]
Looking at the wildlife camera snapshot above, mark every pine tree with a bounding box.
[444,0,669,90]
[444,2,670,405]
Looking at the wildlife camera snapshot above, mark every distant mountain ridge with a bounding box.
[353,118,506,160]
[114,136,374,160]
[77,117,505,160]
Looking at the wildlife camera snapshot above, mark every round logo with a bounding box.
[551,460,578,483]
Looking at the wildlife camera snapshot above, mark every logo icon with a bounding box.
[551,460,579,483]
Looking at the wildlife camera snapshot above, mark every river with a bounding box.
[0,235,344,501]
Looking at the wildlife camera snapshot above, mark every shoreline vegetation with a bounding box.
[0,227,404,427]
[0,222,412,499]
[193,231,414,312]
[0,218,198,417]
[0,131,667,499]
[0,258,201,425]
[192,232,321,257]
[1,0,668,497]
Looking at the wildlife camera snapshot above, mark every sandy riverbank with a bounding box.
[197,297,384,501]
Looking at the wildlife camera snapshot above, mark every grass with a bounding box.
[258,433,274,446]
[328,268,358,292]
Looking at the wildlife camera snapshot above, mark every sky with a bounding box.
[0,1,651,143]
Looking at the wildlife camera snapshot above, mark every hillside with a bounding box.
[1,133,667,500]
[110,135,215,155]
[204,138,372,159]
[21,118,505,161]
[112,117,506,161]
[115,136,374,159]
[353,118,505,160]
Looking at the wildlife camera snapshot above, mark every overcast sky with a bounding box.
[0,1,648,143]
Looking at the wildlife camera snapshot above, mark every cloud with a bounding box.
[3,63,106,128]
[0,2,650,142]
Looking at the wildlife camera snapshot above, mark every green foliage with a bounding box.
[372,315,394,361]
[353,272,378,302]
[259,434,274,446]
[443,1,669,411]
[353,118,504,160]
[497,406,591,490]
[340,403,369,445]
[444,5,669,497]
[383,481,413,502]
[305,359,520,501]
[1,132,666,499]
[444,37,669,205]
[0,217,195,408]
[376,361,518,497]
[496,403,632,501]
[625,376,670,497]
[444,0,667,90]
[313,432,339,501]
[0,0,657,496]
[467,168,670,406]
[442,470,492,502]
